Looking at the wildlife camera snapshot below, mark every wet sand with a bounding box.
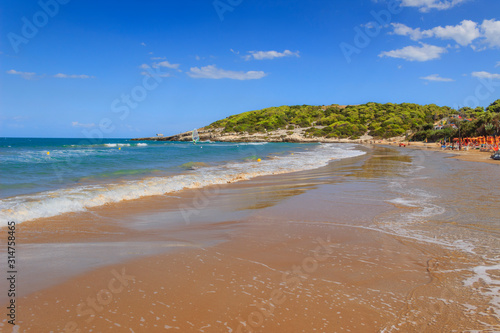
[376,140,500,165]
[1,146,499,332]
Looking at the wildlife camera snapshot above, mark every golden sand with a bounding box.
[2,146,499,332]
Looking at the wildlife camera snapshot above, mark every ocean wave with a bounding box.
[104,143,131,147]
[0,149,108,164]
[65,143,132,148]
[238,142,268,145]
[0,144,365,224]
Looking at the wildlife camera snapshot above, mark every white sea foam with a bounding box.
[387,198,418,207]
[104,143,131,147]
[136,143,148,146]
[0,144,365,224]
[464,264,500,319]
[240,142,268,145]
[1,149,106,164]
[381,154,500,322]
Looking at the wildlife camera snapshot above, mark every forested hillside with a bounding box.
[207,100,500,140]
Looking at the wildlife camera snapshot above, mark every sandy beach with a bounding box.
[4,0,500,331]
[374,140,499,165]
[1,145,499,332]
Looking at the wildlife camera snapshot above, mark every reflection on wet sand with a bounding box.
[2,145,499,332]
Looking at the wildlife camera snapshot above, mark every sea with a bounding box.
[0,137,365,224]
[1,138,500,330]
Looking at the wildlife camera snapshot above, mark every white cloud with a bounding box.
[471,71,500,79]
[187,65,267,80]
[420,74,454,82]
[6,69,36,80]
[400,0,469,12]
[391,19,500,50]
[481,19,500,48]
[379,43,447,61]
[362,22,377,29]
[72,121,95,128]
[391,20,480,46]
[391,23,432,40]
[141,42,146,46]
[152,60,180,70]
[8,69,93,80]
[495,61,500,68]
[432,20,480,46]
[244,50,300,61]
[141,58,180,76]
[54,73,93,79]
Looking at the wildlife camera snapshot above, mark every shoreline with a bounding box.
[0,142,366,225]
[2,145,499,331]
[131,127,377,143]
[372,140,500,165]
[132,128,499,165]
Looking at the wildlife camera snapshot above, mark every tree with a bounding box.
[474,106,484,114]
[486,99,500,113]
[485,123,495,135]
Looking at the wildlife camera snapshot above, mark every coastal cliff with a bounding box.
[131,127,376,143]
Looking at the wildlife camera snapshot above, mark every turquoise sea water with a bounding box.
[0,137,365,223]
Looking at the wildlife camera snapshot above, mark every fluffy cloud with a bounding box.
[471,71,500,79]
[71,121,95,128]
[379,43,447,61]
[420,74,454,82]
[391,19,500,49]
[391,20,480,46]
[495,61,500,68]
[400,0,469,12]
[481,19,500,48]
[244,50,300,61]
[153,60,180,70]
[54,73,93,79]
[391,23,433,40]
[8,69,93,80]
[187,65,267,80]
[6,69,36,80]
[140,59,181,76]
[432,20,480,46]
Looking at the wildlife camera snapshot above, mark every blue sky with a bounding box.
[1,0,499,138]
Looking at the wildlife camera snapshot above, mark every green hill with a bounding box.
[207,100,500,141]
